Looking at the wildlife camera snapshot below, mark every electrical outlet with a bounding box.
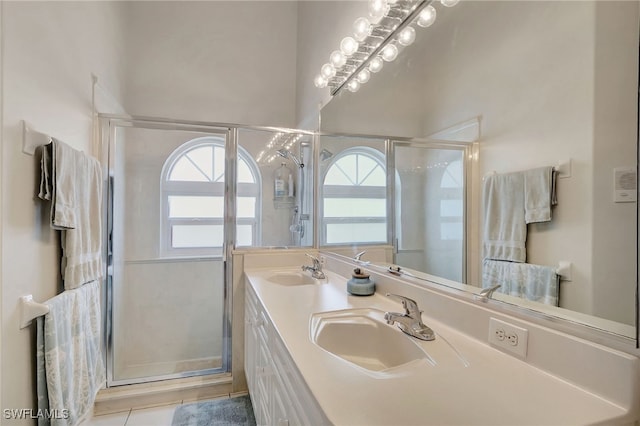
[488,318,528,358]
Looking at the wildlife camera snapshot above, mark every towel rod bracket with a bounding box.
[19,294,50,329]
[21,120,52,156]
[555,159,572,179]
[556,261,572,282]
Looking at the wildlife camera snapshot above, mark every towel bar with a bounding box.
[19,294,50,329]
[483,160,572,180]
[21,120,52,156]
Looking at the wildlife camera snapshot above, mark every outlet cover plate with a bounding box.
[488,317,528,359]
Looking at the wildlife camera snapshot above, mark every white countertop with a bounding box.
[244,266,632,426]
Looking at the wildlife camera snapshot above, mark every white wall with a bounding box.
[1,1,126,422]
[295,1,367,130]
[123,1,299,128]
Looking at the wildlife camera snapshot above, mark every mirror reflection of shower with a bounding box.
[277,148,303,167]
[320,148,334,162]
[277,147,306,243]
[255,132,316,246]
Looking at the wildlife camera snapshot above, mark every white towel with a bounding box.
[482,259,559,306]
[524,166,557,224]
[482,172,527,262]
[39,140,81,229]
[36,281,105,426]
[39,139,104,290]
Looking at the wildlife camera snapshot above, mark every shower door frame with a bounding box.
[390,139,474,284]
[101,115,239,387]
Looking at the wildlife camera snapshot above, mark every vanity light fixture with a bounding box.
[313,0,460,96]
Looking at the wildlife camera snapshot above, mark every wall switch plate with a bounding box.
[488,317,528,359]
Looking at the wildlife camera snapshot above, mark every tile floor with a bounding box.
[81,400,191,426]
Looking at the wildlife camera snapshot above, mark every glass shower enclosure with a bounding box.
[105,118,233,385]
[102,117,315,386]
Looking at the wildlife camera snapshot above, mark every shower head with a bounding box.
[277,148,303,168]
[320,149,334,162]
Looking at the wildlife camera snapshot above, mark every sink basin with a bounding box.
[310,308,430,372]
[266,271,317,286]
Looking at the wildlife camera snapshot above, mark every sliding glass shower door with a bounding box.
[106,119,232,385]
[394,143,467,282]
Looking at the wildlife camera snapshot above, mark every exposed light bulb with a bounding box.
[381,44,398,62]
[368,0,388,23]
[329,50,347,68]
[314,74,328,88]
[417,5,436,28]
[398,26,416,46]
[440,0,459,7]
[353,17,371,42]
[320,63,336,79]
[347,79,361,92]
[340,36,359,56]
[369,56,384,73]
[356,69,371,84]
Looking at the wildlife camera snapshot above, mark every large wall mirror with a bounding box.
[319,1,639,341]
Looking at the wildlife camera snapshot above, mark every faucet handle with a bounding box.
[305,253,320,268]
[475,284,502,302]
[354,250,370,265]
[385,293,421,318]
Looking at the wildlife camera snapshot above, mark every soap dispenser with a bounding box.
[274,162,290,198]
[347,268,375,296]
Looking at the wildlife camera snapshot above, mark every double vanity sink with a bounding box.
[243,254,638,425]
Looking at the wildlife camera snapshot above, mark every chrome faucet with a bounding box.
[353,250,370,265]
[301,253,326,279]
[384,293,435,341]
[474,284,502,302]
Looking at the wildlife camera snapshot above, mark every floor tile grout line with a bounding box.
[123,408,132,426]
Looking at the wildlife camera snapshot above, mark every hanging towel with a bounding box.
[524,166,558,224]
[482,259,559,306]
[61,154,103,290]
[39,139,104,290]
[39,140,81,229]
[36,281,105,426]
[482,171,527,262]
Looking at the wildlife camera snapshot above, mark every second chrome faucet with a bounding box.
[384,293,435,341]
[302,253,326,280]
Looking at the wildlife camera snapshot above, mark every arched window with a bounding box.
[161,137,261,256]
[321,147,387,245]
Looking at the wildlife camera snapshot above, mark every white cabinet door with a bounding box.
[245,282,329,426]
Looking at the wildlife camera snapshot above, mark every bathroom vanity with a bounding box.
[243,251,639,425]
